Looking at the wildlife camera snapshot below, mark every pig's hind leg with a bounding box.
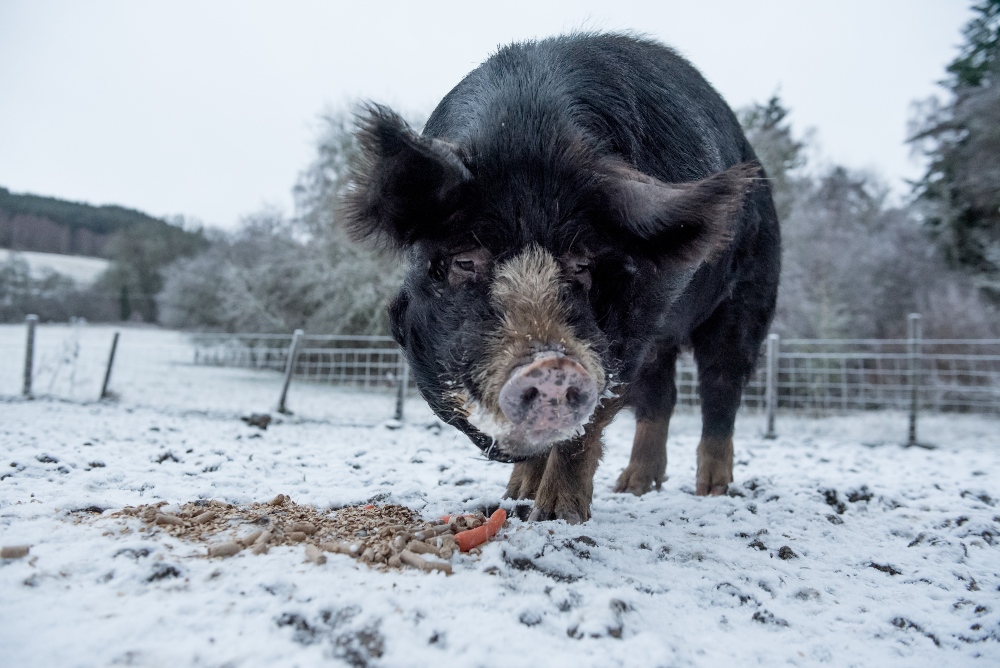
[691,297,771,496]
[614,344,678,495]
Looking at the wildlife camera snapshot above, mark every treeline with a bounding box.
[1,186,165,240]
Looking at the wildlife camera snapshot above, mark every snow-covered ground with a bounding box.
[1,387,998,666]
[0,249,110,286]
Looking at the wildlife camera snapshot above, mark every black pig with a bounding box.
[340,33,780,522]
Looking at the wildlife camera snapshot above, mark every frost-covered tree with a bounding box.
[739,95,808,221]
[159,106,405,334]
[909,0,1000,299]
[774,165,999,339]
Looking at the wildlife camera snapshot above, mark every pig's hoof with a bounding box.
[528,505,586,524]
[528,492,591,524]
[505,477,538,501]
[504,458,547,500]
[613,466,663,496]
[695,461,732,496]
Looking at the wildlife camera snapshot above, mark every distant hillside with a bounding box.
[0,186,209,323]
[0,186,196,257]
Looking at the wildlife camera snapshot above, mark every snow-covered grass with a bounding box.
[0,249,110,286]
[1,392,998,666]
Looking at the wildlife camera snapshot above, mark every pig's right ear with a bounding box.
[338,105,472,249]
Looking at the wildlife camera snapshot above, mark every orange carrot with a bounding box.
[455,508,507,552]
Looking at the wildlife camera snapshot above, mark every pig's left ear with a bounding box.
[602,161,761,265]
[338,104,472,249]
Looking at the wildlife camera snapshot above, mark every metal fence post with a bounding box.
[907,313,922,446]
[394,354,410,421]
[100,332,120,400]
[764,332,779,438]
[23,314,38,397]
[277,329,304,414]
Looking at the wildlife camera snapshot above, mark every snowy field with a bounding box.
[1,384,998,666]
[0,249,110,286]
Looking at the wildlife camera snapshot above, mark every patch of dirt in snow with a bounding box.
[100,497,489,570]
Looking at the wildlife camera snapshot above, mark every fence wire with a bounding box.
[2,325,998,422]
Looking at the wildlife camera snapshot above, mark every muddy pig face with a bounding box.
[339,106,757,461]
[393,241,609,460]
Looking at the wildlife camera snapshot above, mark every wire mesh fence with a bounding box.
[2,319,998,430]
[674,338,1000,415]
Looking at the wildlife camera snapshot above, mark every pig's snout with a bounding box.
[498,353,598,442]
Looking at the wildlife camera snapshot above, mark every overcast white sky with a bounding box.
[0,1,974,230]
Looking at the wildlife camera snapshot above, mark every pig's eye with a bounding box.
[447,248,492,286]
[560,253,593,291]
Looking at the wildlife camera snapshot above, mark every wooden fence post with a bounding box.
[277,329,304,414]
[100,332,120,400]
[907,313,922,447]
[394,354,409,421]
[23,314,38,397]
[764,332,779,439]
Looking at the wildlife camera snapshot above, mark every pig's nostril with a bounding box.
[565,386,582,409]
[521,386,540,408]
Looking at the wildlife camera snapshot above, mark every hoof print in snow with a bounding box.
[567,599,629,639]
[114,547,152,561]
[847,486,873,503]
[503,552,578,583]
[241,413,271,430]
[960,490,995,507]
[752,610,789,627]
[794,588,820,601]
[519,610,543,627]
[276,612,324,646]
[891,617,941,647]
[822,489,847,514]
[276,609,384,665]
[870,562,902,576]
[146,563,182,582]
[716,582,757,607]
[564,535,597,559]
[71,505,107,515]
[778,546,797,560]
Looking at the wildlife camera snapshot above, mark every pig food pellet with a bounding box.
[1,545,30,559]
[155,513,184,526]
[208,541,242,558]
[304,544,327,565]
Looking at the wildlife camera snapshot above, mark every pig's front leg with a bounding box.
[527,436,602,524]
[526,400,620,524]
[504,456,548,500]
